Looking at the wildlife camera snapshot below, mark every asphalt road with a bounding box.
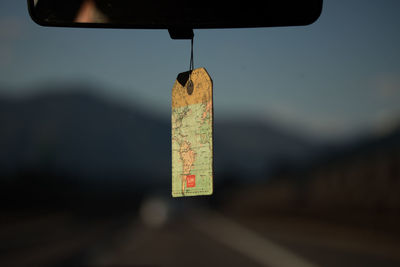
[1,209,400,267]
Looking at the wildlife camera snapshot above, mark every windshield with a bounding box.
[1,1,400,266]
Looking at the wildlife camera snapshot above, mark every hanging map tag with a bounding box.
[172,67,213,197]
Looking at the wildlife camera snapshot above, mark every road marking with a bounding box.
[192,212,320,267]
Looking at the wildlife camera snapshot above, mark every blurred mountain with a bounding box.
[0,85,317,185]
[0,89,170,183]
[214,119,316,179]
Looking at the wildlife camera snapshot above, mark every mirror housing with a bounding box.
[28,0,323,39]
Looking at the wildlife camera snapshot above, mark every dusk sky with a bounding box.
[1,1,400,140]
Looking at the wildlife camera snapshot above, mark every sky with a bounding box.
[1,1,400,140]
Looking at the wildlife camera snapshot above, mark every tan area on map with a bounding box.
[172,68,213,108]
[179,140,196,175]
[179,140,196,192]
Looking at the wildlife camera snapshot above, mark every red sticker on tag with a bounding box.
[186,175,196,188]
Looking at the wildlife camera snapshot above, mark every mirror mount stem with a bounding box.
[168,28,194,40]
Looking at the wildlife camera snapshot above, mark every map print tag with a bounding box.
[172,67,213,197]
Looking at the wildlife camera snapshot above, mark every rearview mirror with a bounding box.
[28,0,323,39]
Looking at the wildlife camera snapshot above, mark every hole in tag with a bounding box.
[187,80,194,95]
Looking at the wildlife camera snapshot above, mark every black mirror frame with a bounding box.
[27,0,323,39]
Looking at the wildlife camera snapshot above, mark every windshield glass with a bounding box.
[1,1,400,266]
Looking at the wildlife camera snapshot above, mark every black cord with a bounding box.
[186,36,195,95]
[189,37,194,72]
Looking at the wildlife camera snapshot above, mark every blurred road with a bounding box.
[1,209,400,267]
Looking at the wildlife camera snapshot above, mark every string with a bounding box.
[189,36,194,72]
